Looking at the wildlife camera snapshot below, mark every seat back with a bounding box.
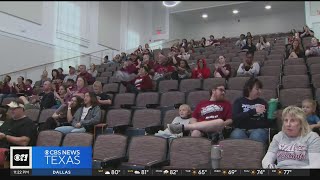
[36,130,63,146]
[219,139,265,169]
[62,132,93,146]
[169,137,211,168]
[132,109,161,129]
[106,109,131,128]
[127,136,167,165]
[93,134,128,161]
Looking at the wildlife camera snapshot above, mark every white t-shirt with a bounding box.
[80,106,92,120]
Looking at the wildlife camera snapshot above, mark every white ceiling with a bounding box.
[169,1,305,23]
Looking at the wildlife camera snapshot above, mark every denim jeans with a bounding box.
[230,128,268,144]
[55,126,86,134]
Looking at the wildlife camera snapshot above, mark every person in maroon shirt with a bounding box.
[123,65,153,94]
[24,79,33,96]
[168,84,232,137]
[0,75,12,95]
[12,76,26,96]
[78,65,94,85]
[214,55,231,79]
[151,53,175,82]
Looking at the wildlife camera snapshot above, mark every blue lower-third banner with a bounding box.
[31,146,92,176]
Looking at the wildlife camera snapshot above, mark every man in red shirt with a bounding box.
[168,84,232,137]
[78,65,94,85]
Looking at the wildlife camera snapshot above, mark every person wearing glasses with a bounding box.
[230,77,271,144]
[167,84,232,137]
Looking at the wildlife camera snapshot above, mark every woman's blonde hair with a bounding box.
[281,106,311,137]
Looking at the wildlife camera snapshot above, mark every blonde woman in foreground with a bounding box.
[262,106,320,169]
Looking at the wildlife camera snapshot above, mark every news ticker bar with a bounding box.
[8,169,312,176]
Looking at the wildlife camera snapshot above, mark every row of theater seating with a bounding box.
[37,131,265,169]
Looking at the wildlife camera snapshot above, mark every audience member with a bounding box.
[171,59,192,81]
[191,59,211,79]
[155,104,192,138]
[88,63,98,78]
[78,65,94,85]
[302,99,320,133]
[237,51,260,77]
[0,101,37,166]
[19,81,56,110]
[168,84,232,137]
[55,92,101,134]
[230,78,270,144]
[256,36,271,51]
[286,39,304,59]
[122,65,153,94]
[63,66,77,83]
[300,25,314,38]
[41,95,83,131]
[262,106,320,169]
[214,56,231,79]
[235,34,246,49]
[242,38,257,52]
[305,37,320,57]
[92,81,112,110]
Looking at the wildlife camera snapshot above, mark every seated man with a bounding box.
[19,81,56,110]
[168,84,232,137]
[0,101,37,167]
[237,51,260,77]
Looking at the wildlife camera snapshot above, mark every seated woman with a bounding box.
[171,59,192,81]
[286,39,304,59]
[64,76,89,102]
[12,76,26,96]
[177,47,190,60]
[305,37,320,57]
[55,92,101,134]
[262,106,320,169]
[53,85,68,109]
[41,95,83,131]
[230,78,271,144]
[256,36,271,51]
[208,35,220,46]
[242,38,257,52]
[191,59,211,79]
[300,25,314,38]
[122,65,153,94]
[214,56,231,79]
[88,63,98,78]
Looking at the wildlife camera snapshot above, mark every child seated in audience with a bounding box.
[302,99,320,134]
[305,37,320,57]
[155,104,192,138]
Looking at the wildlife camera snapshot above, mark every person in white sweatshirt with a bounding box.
[262,106,320,169]
[155,104,192,138]
[237,51,260,77]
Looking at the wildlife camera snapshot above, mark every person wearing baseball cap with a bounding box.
[0,100,37,166]
[63,66,77,83]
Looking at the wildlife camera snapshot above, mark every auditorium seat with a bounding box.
[219,139,265,169]
[36,130,63,146]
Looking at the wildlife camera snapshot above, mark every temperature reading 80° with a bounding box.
[111,170,121,175]
[198,170,207,175]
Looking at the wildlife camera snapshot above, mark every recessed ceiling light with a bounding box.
[233,10,239,14]
[162,1,180,7]
[202,14,208,19]
[265,5,271,9]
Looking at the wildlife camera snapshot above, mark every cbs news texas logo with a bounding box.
[10,146,92,170]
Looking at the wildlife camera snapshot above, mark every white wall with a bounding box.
[0,1,43,24]
[305,1,320,40]
[169,14,184,40]
[0,1,114,81]
[98,1,121,50]
[182,10,306,40]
